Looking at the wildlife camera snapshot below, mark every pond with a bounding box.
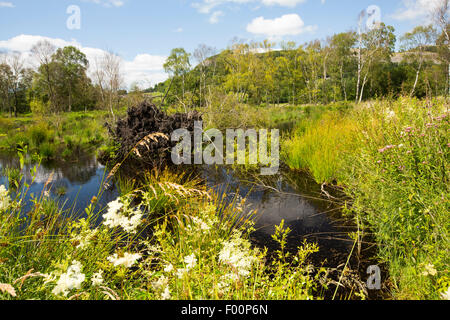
[201,165,354,267]
[0,153,119,220]
[0,153,355,269]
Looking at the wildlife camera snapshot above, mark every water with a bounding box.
[0,153,119,218]
[201,166,353,266]
[0,153,354,267]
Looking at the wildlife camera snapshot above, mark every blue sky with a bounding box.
[0,0,442,88]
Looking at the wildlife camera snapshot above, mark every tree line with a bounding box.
[0,41,124,117]
[155,8,449,107]
[1,1,448,117]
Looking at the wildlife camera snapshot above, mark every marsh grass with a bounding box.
[282,97,450,299]
[283,110,359,183]
[0,111,110,161]
[2,166,21,190]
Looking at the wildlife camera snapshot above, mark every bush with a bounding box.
[30,124,48,147]
[39,142,56,160]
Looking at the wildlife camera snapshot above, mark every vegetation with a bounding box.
[0,0,449,302]
[0,111,110,160]
[152,23,448,111]
[283,97,449,299]
[0,167,324,300]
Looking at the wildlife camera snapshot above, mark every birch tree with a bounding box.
[401,25,437,97]
[31,40,57,111]
[433,0,449,95]
[94,51,123,120]
[356,22,396,103]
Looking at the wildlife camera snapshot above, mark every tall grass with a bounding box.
[283,110,359,183]
[0,111,109,161]
[282,97,450,299]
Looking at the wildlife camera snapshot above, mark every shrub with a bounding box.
[30,124,48,147]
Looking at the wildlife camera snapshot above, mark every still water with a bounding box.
[0,154,353,266]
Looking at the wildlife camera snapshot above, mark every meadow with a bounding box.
[0,111,111,162]
[0,97,448,301]
[0,166,324,300]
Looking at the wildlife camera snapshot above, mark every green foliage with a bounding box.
[0,111,109,161]
[30,124,49,147]
[282,97,450,299]
[156,26,448,109]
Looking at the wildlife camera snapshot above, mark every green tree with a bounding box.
[356,23,396,103]
[0,62,12,116]
[31,40,57,113]
[164,48,191,101]
[400,25,437,97]
[328,32,357,101]
[53,46,89,112]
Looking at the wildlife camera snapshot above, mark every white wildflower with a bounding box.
[91,270,104,287]
[440,287,450,300]
[161,286,171,300]
[218,233,257,278]
[164,264,174,273]
[192,217,210,231]
[102,198,143,234]
[385,109,396,120]
[102,199,124,228]
[176,268,187,279]
[217,273,239,293]
[223,273,239,282]
[184,254,197,270]
[52,260,85,297]
[0,185,11,212]
[422,264,437,276]
[174,254,197,279]
[152,276,168,291]
[107,252,142,268]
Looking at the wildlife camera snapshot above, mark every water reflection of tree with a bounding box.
[58,157,98,185]
[0,155,100,186]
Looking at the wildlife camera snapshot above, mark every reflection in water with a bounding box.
[202,166,353,266]
[0,154,118,217]
[0,152,353,267]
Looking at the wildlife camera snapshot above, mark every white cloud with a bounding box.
[0,34,167,89]
[0,2,14,8]
[391,0,448,23]
[246,14,316,38]
[82,0,124,8]
[174,27,184,33]
[123,54,168,88]
[261,0,306,7]
[192,0,307,22]
[209,11,224,24]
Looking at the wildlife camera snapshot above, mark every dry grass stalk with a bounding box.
[0,283,16,297]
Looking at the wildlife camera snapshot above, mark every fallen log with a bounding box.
[105,101,202,169]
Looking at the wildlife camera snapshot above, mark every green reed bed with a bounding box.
[0,111,110,161]
[282,97,450,300]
